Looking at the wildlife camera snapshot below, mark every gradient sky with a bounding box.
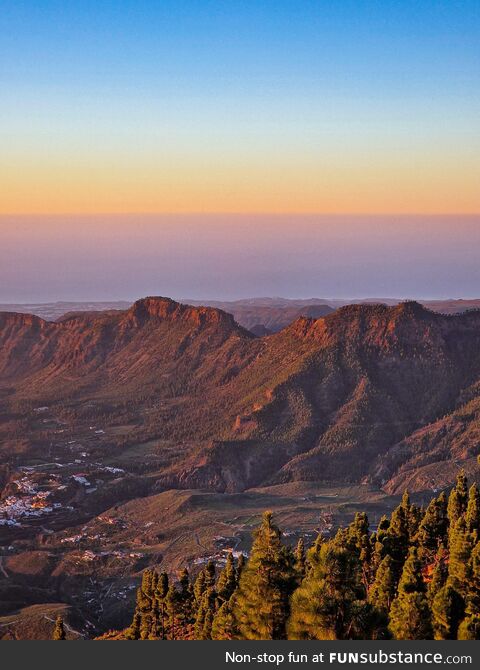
[1,3,479,302]
[1,0,479,214]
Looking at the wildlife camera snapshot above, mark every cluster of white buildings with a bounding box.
[0,476,65,526]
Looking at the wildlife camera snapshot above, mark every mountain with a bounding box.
[0,298,335,335]
[0,297,254,396]
[1,297,480,495]
[4,297,480,334]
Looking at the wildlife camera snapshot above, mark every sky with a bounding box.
[2,215,480,302]
[1,0,479,215]
[0,2,479,301]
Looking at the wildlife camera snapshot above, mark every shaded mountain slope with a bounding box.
[171,301,480,491]
[0,297,257,398]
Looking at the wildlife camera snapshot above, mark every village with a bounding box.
[0,405,127,527]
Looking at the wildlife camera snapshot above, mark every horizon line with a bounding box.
[1,212,480,218]
[2,295,480,306]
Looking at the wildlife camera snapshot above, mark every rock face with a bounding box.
[0,297,255,392]
[1,297,480,493]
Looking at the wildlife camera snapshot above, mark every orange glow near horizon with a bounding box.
[2,151,480,215]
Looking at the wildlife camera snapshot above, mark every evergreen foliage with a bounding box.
[211,600,237,640]
[416,493,448,557]
[427,546,448,605]
[233,511,296,639]
[294,537,306,581]
[216,552,237,604]
[53,615,66,640]
[389,548,433,640]
[368,555,396,613]
[466,483,480,534]
[122,474,480,640]
[431,584,464,640]
[447,471,468,537]
[288,542,366,639]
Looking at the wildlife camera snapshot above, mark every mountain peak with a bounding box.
[282,300,440,347]
[129,296,183,319]
[126,296,247,332]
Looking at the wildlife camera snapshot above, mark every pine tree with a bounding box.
[372,515,390,569]
[389,547,432,639]
[393,546,424,594]
[131,568,158,639]
[140,569,154,604]
[427,546,448,605]
[416,492,448,557]
[155,571,169,639]
[431,584,464,640]
[236,553,246,578]
[193,599,206,639]
[234,511,296,639]
[203,608,214,640]
[384,493,410,578]
[194,569,207,604]
[178,567,194,626]
[346,512,371,588]
[347,513,370,555]
[448,517,474,596]
[204,561,216,589]
[294,538,306,581]
[151,570,158,595]
[408,502,423,540]
[458,614,480,640]
[53,615,66,640]
[368,555,396,613]
[194,587,216,639]
[166,584,180,640]
[149,599,160,640]
[217,552,237,604]
[464,541,480,616]
[120,487,480,641]
[211,600,238,640]
[140,612,152,640]
[447,471,468,536]
[305,533,324,570]
[125,612,141,640]
[466,484,480,534]
[288,543,365,639]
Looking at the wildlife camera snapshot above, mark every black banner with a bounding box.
[0,641,478,670]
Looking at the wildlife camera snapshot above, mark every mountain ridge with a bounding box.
[1,297,480,495]
[3,297,480,335]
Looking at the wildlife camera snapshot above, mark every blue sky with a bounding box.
[1,1,479,214]
[2,1,479,91]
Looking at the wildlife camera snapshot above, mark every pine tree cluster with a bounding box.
[124,474,480,640]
